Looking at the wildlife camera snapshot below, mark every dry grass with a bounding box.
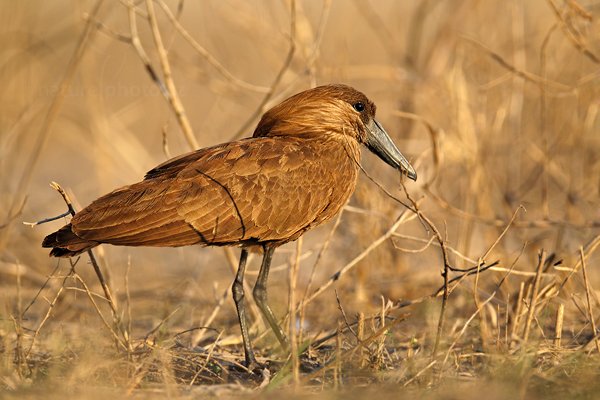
[2,1,600,398]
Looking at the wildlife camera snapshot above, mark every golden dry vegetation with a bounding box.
[1,1,600,399]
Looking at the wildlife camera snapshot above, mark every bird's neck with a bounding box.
[303,133,361,170]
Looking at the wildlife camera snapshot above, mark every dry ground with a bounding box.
[1,1,600,398]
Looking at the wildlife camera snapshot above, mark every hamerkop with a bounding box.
[43,84,416,367]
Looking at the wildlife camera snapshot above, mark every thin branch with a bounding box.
[73,272,128,350]
[125,0,169,99]
[480,205,525,261]
[558,234,600,292]
[301,211,411,307]
[442,291,496,366]
[84,13,132,42]
[23,210,72,227]
[462,35,575,93]
[25,264,74,359]
[546,0,600,64]
[144,0,198,150]
[393,110,442,187]
[0,0,105,249]
[522,250,546,344]
[400,182,451,357]
[41,182,131,351]
[1,198,27,230]
[288,237,302,385]
[231,0,297,139]
[298,207,345,337]
[425,187,600,229]
[335,290,358,339]
[155,0,270,93]
[580,246,600,353]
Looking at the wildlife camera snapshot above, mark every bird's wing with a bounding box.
[143,138,254,180]
[71,137,340,247]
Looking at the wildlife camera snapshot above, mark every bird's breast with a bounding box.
[254,135,361,243]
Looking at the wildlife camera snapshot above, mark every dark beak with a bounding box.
[365,119,417,181]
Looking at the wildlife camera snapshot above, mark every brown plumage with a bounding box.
[42,84,416,367]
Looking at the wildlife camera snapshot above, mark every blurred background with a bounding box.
[1,0,600,395]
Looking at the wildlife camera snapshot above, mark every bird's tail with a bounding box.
[42,223,99,257]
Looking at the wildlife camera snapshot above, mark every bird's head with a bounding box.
[253,84,417,181]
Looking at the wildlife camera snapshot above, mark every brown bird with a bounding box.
[42,84,416,367]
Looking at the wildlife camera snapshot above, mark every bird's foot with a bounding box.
[240,354,268,375]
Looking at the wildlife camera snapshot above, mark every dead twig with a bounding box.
[155,0,270,93]
[400,182,451,358]
[144,0,198,150]
[546,0,600,64]
[403,360,437,387]
[302,210,413,307]
[462,35,575,93]
[554,303,564,348]
[393,110,442,186]
[298,208,344,340]
[124,1,170,103]
[32,182,131,351]
[24,263,74,360]
[481,205,526,261]
[0,0,105,250]
[334,290,357,339]
[73,272,128,350]
[442,291,496,366]
[231,0,297,139]
[288,237,302,386]
[1,198,27,230]
[579,247,600,353]
[523,250,546,345]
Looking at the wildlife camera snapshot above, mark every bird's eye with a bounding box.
[353,102,365,112]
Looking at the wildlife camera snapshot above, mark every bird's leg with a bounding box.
[253,245,289,350]
[231,248,258,368]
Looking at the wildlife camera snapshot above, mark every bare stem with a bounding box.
[523,250,546,345]
[231,0,297,139]
[144,0,198,150]
[580,246,600,353]
[47,182,131,351]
